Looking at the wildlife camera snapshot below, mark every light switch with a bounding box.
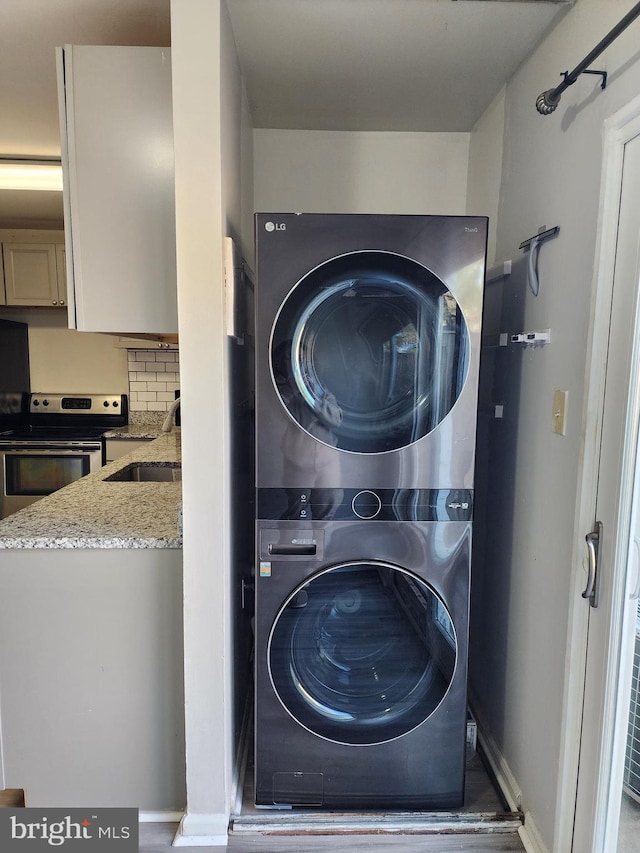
[553,390,568,435]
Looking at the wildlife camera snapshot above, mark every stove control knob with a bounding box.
[112,401,119,408]
[103,401,110,407]
[32,399,40,406]
[42,399,49,407]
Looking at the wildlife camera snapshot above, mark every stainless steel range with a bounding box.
[0,393,128,519]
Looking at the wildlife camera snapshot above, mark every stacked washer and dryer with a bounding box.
[254,213,487,810]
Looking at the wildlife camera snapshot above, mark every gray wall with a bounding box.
[467,0,640,848]
[0,307,129,393]
[253,129,470,214]
[171,0,253,839]
[0,549,184,809]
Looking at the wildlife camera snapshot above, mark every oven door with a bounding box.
[0,442,103,519]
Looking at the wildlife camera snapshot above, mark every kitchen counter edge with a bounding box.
[0,429,182,549]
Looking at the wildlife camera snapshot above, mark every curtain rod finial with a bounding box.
[536,89,560,115]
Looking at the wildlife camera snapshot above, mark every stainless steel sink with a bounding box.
[105,462,182,482]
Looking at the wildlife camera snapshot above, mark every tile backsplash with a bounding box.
[127,350,180,419]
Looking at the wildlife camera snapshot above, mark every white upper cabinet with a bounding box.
[56,45,177,334]
[0,231,66,308]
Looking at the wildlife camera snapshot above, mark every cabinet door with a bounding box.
[2,243,63,307]
[58,45,177,334]
[113,337,178,350]
[105,438,153,462]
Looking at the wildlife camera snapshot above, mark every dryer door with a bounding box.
[268,562,457,745]
[271,251,469,454]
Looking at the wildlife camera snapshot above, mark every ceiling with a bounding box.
[0,0,573,226]
[226,0,573,132]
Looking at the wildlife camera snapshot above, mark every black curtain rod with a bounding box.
[536,0,640,115]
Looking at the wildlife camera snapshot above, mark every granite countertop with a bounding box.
[0,429,182,549]
[103,424,165,440]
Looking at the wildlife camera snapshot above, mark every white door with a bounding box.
[571,110,640,852]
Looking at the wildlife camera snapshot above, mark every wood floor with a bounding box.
[140,822,525,851]
[140,749,526,851]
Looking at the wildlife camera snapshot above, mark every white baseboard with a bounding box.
[470,697,550,853]
[139,811,184,823]
[519,811,549,853]
[472,707,522,812]
[173,812,229,847]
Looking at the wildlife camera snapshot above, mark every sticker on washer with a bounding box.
[259,561,272,577]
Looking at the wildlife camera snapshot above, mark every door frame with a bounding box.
[554,94,640,852]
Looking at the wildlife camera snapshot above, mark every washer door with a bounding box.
[271,251,469,453]
[268,562,457,745]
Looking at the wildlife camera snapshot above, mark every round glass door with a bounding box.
[271,251,469,453]
[268,562,457,745]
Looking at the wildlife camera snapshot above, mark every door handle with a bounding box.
[583,521,603,608]
[268,543,316,556]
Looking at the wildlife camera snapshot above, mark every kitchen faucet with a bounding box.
[162,396,181,432]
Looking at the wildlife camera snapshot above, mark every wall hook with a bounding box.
[519,227,560,297]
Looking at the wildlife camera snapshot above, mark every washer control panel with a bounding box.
[257,488,473,522]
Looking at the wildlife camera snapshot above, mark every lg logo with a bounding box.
[265,221,287,232]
